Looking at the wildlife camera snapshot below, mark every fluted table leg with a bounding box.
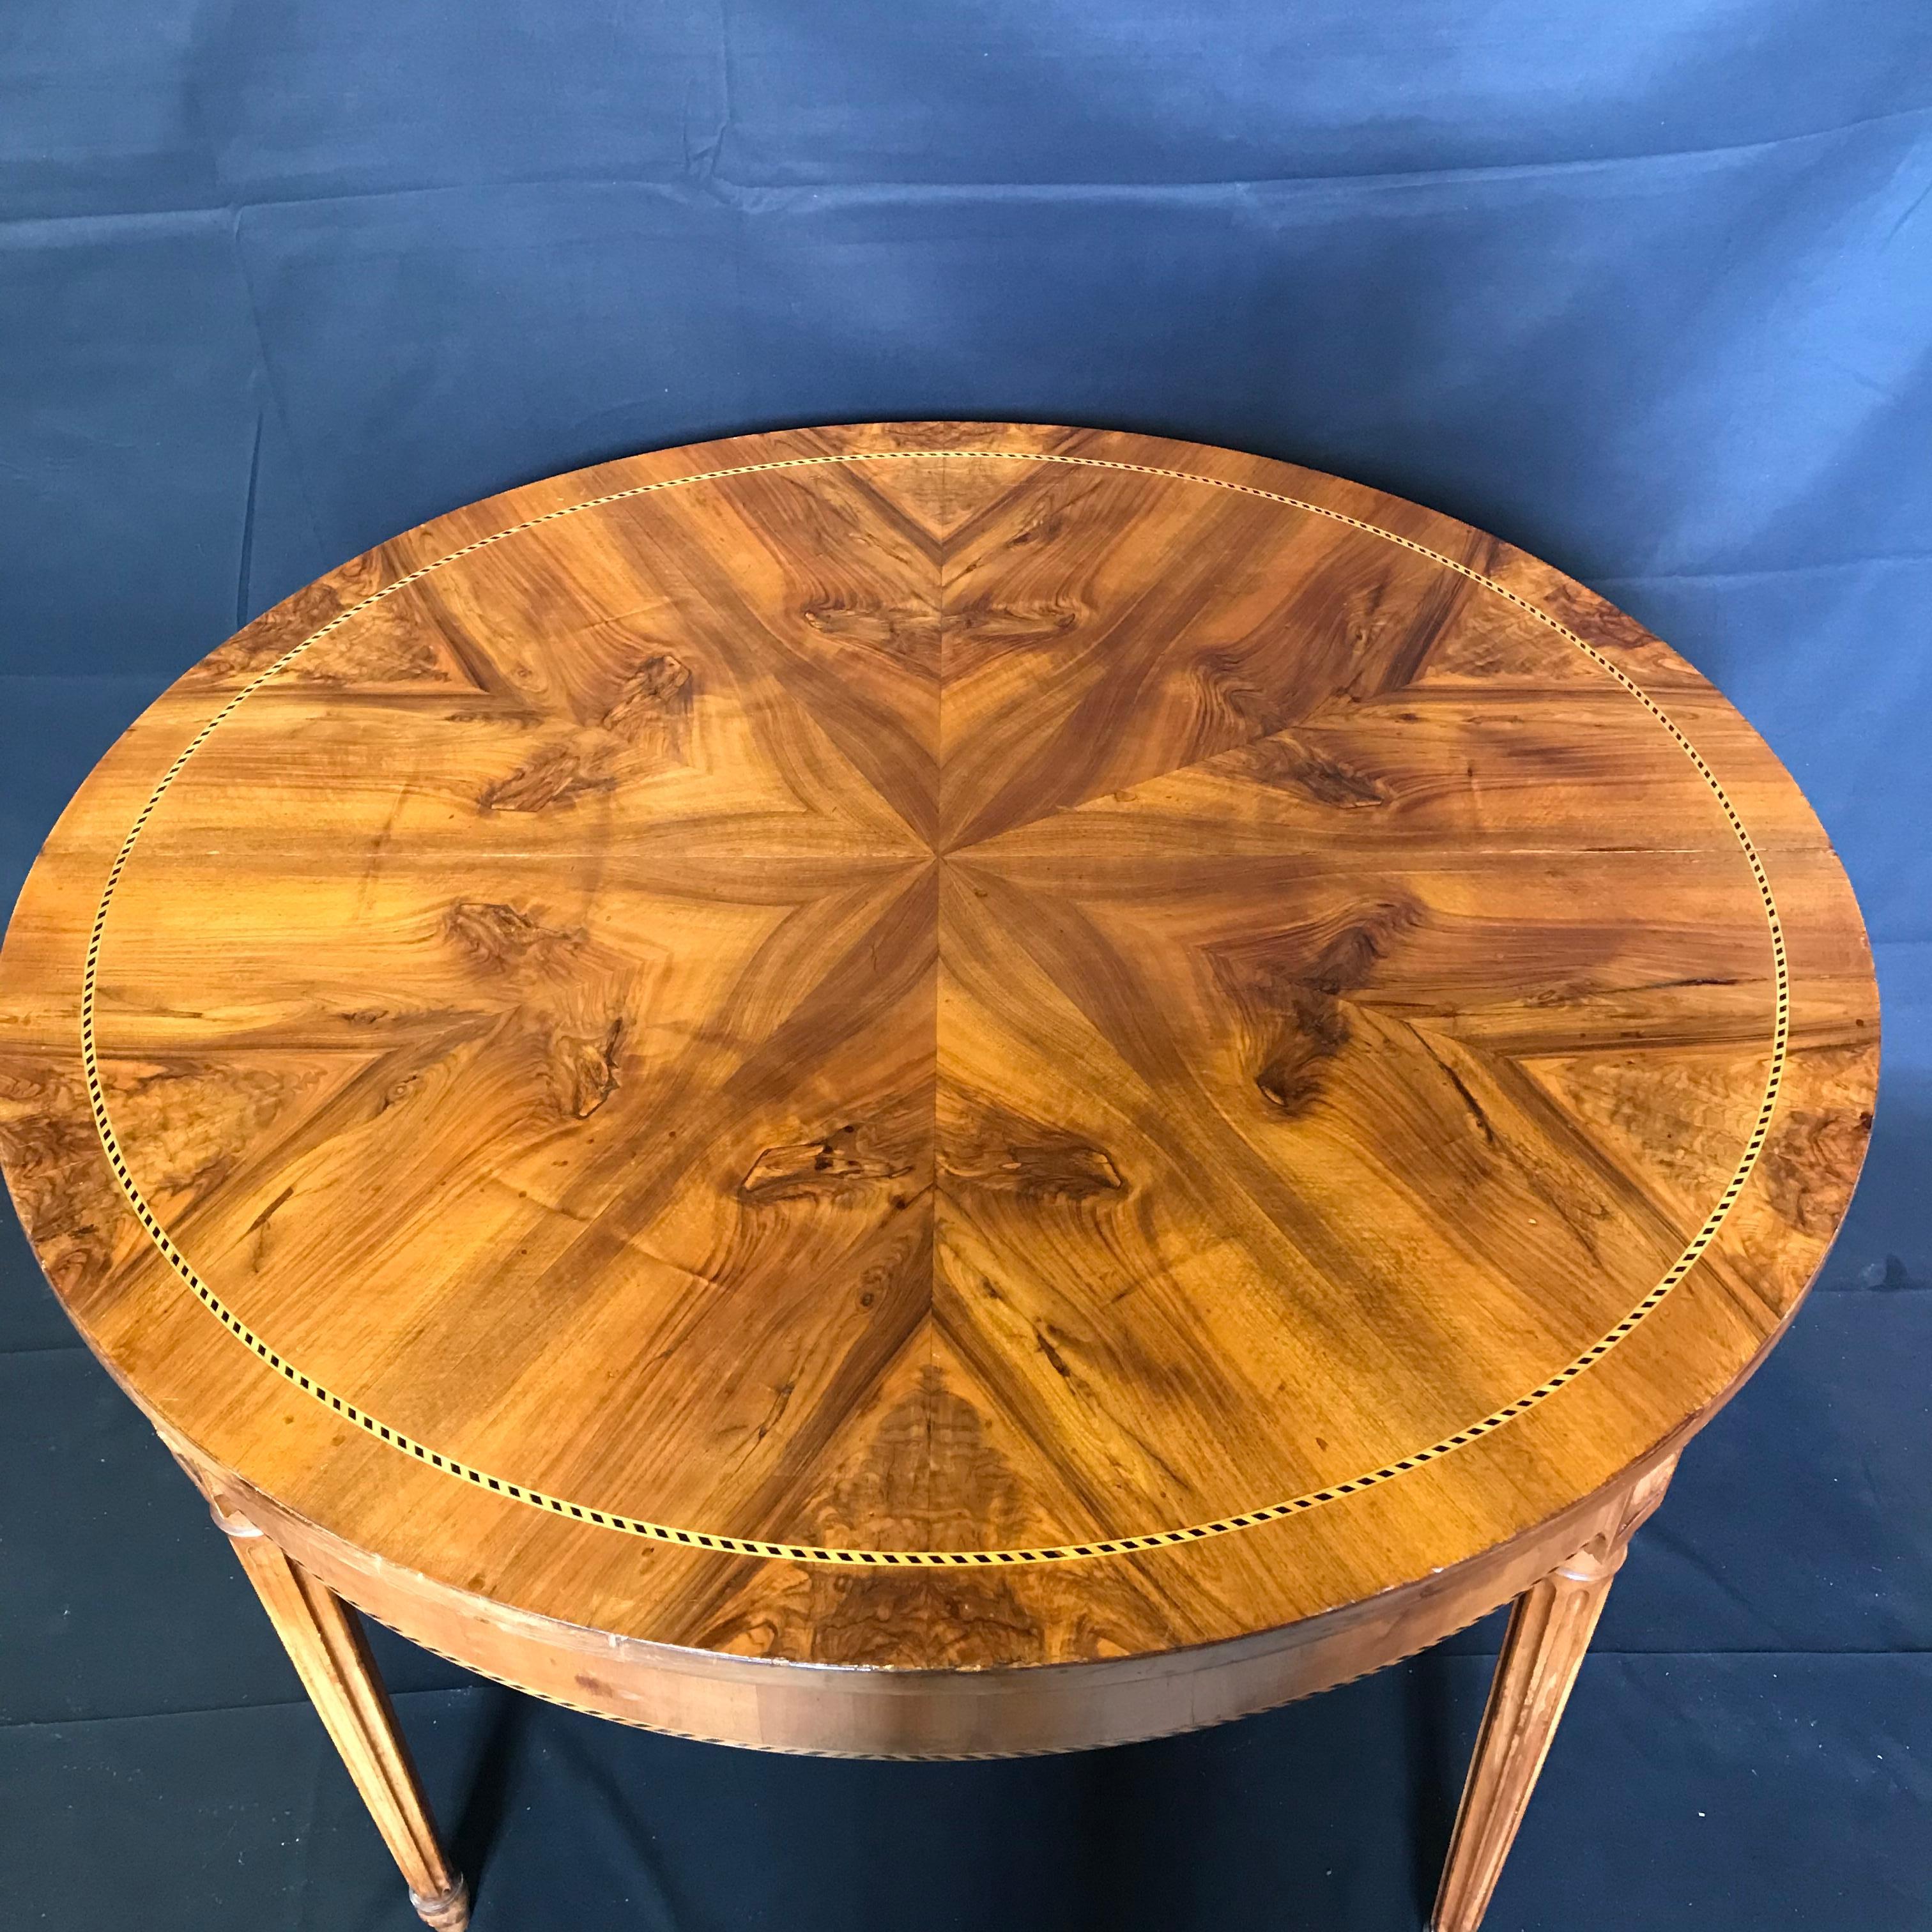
[1432,1457,1678,1932]
[167,1446,470,1930]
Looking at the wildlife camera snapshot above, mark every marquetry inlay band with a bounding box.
[78,450,1788,1567]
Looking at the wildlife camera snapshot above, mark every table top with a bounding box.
[0,422,1878,1678]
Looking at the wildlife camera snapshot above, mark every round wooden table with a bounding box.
[0,424,1878,1931]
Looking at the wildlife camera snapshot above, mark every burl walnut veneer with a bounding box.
[0,424,1878,1929]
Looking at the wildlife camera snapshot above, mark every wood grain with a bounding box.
[0,422,1877,1758]
[167,1442,468,1929]
[1432,1455,1678,1932]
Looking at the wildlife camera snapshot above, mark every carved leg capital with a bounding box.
[157,1429,470,1929]
[1432,1454,1678,1932]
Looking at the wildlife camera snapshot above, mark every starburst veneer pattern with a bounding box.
[0,424,1877,1709]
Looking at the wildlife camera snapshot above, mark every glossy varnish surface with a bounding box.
[0,423,1876,1682]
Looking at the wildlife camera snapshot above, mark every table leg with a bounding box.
[166,1450,470,1929]
[1432,1456,1678,1932]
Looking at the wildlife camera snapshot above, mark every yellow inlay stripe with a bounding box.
[79,450,1788,1567]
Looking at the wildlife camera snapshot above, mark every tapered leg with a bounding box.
[1432,1456,1678,1932]
[168,1450,470,1929]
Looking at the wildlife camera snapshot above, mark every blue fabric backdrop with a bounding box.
[3,6,1928,1928]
